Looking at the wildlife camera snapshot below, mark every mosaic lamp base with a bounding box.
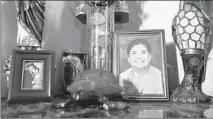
[170,49,212,103]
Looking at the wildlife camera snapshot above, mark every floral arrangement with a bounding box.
[3,55,12,73]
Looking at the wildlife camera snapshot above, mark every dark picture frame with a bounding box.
[7,49,55,103]
[113,30,169,101]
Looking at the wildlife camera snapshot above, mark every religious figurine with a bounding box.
[15,1,46,50]
[171,0,212,103]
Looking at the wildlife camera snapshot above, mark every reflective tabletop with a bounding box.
[1,98,213,118]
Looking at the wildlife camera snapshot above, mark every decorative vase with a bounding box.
[171,1,211,102]
[86,2,114,71]
[62,49,87,94]
[75,1,129,72]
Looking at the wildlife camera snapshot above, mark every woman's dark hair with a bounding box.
[127,38,152,56]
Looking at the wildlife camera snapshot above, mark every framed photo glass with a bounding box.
[113,30,169,101]
[7,50,55,103]
[21,60,44,90]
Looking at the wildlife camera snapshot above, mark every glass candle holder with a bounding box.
[86,2,114,72]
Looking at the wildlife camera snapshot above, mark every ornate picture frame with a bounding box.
[7,49,55,103]
[113,30,169,101]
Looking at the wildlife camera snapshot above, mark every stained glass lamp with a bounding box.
[171,1,211,103]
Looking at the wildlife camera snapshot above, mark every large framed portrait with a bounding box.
[113,30,169,101]
[7,49,55,103]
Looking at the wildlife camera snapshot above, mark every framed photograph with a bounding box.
[113,30,169,101]
[7,49,55,103]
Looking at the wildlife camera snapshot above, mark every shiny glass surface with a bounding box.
[1,99,213,118]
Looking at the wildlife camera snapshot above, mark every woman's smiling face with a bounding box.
[128,44,151,69]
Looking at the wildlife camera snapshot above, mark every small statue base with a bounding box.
[171,49,212,103]
[19,46,41,51]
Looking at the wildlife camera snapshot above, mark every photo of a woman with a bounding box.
[119,38,164,94]
[32,67,43,90]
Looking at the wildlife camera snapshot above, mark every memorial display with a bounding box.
[1,1,213,118]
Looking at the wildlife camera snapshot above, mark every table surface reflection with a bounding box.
[1,98,213,118]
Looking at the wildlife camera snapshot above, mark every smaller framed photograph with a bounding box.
[113,30,169,101]
[7,49,55,103]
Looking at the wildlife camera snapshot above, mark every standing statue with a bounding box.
[15,1,46,50]
[171,0,212,103]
